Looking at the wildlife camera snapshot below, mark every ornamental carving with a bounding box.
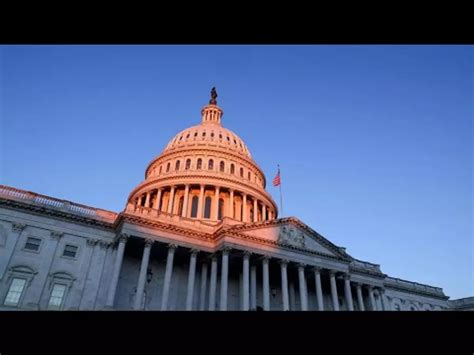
[278,226,305,248]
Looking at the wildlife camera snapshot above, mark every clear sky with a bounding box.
[1,45,472,299]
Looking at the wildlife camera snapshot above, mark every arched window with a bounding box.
[185,159,191,170]
[218,198,224,220]
[175,160,180,171]
[208,159,214,170]
[230,164,235,174]
[166,163,170,172]
[178,196,184,216]
[191,196,199,218]
[197,158,202,170]
[204,197,212,218]
[240,167,244,177]
[220,161,225,172]
[159,165,162,174]
[248,172,251,180]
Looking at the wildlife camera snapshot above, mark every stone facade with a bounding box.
[0,92,463,311]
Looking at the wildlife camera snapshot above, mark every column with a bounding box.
[242,251,250,311]
[219,248,230,310]
[199,262,208,311]
[253,198,258,222]
[313,267,324,311]
[262,205,267,221]
[262,256,270,311]
[105,234,128,308]
[155,188,162,210]
[144,192,151,208]
[167,186,175,214]
[182,185,190,218]
[280,260,290,311]
[329,271,339,311]
[250,264,257,311]
[356,283,365,311]
[368,285,377,311]
[208,255,218,311]
[197,185,205,218]
[133,239,153,310]
[242,194,247,222]
[343,273,354,311]
[212,186,220,220]
[160,244,177,310]
[185,249,199,310]
[377,288,387,310]
[298,264,308,311]
[229,189,234,219]
[289,281,296,310]
[137,195,143,207]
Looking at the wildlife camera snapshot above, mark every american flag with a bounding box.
[272,168,281,186]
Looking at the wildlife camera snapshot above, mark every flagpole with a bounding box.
[278,165,283,217]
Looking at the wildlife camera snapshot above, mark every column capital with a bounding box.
[343,273,351,281]
[367,285,374,291]
[355,282,363,289]
[243,250,252,258]
[297,263,306,269]
[279,259,289,266]
[50,231,64,240]
[144,239,154,247]
[221,246,232,255]
[167,243,178,250]
[99,240,112,249]
[378,287,386,294]
[209,253,218,261]
[329,270,338,277]
[189,248,200,255]
[87,238,98,246]
[260,255,271,262]
[12,223,27,233]
[119,233,130,243]
[312,266,322,273]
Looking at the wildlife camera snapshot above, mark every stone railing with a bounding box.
[0,185,117,222]
[384,276,446,297]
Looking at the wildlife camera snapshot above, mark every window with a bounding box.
[204,197,212,219]
[159,165,162,174]
[240,168,244,177]
[202,132,206,137]
[211,132,214,138]
[178,196,184,216]
[208,159,214,170]
[191,196,199,218]
[175,160,180,171]
[194,132,198,137]
[230,164,235,174]
[197,159,202,170]
[248,172,251,180]
[219,161,225,172]
[185,159,191,170]
[63,245,78,258]
[48,284,67,310]
[218,198,224,220]
[4,278,26,306]
[24,237,41,251]
[166,163,170,172]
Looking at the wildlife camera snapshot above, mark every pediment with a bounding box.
[232,219,347,258]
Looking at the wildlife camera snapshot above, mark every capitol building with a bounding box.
[0,89,466,311]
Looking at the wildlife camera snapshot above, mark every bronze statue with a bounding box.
[209,87,218,105]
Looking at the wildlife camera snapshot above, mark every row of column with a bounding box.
[105,237,388,311]
[134,185,275,222]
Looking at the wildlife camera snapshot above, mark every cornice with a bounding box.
[384,283,449,300]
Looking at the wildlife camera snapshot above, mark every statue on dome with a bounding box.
[209,87,218,105]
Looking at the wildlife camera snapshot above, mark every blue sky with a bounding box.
[1,45,472,299]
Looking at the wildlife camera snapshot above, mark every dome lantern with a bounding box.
[201,87,223,125]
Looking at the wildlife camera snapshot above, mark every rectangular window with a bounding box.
[48,284,67,310]
[4,278,26,306]
[24,237,41,251]
[63,245,78,258]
